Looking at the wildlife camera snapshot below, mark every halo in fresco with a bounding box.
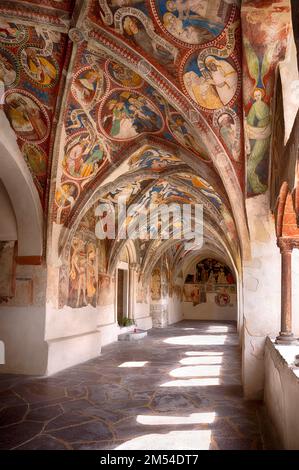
[0,20,27,44]
[71,66,107,107]
[152,0,235,45]
[63,131,106,180]
[22,143,47,177]
[107,60,143,88]
[183,53,238,110]
[4,90,50,144]
[0,48,19,87]
[99,90,163,141]
[20,45,59,88]
[167,113,210,160]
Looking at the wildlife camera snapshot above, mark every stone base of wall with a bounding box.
[264,337,299,449]
[150,304,168,328]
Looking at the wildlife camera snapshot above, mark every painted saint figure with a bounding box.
[183,56,237,110]
[203,56,238,106]
[0,54,16,86]
[23,48,57,86]
[245,88,271,194]
[218,113,240,161]
[109,61,142,88]
[55,183,77,223]
[72,68,105,105]
[64,136,104,179]
[123,16,174,65]
[69,238,87,308]
[5,92,48,141]
[86,243,97,303]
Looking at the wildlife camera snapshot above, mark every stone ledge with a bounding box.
[266,336,299,380]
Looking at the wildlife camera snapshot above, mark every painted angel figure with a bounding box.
[243,38,275,194]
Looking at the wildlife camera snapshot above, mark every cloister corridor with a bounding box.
[0,321,268,450]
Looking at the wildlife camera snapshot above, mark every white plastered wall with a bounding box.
[242,194,281,399]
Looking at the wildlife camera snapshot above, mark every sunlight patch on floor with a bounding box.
[169,365,222,378]
[136,412,216,426]
[206,325,230,333]
[114,430,212,450]
[185,351,224,356]
[118,361,148,368]
[160,378,220,387]
[180,356,223,365]
[164,335,227,346]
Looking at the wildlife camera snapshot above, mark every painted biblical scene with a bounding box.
[135,181,194,209]
[121,181,194,240]
[183,54,238,110]
[98,239,108,274]
[107,60,143,88]
[136,281,148,304]
[67,237,98,308]
[22,143,47,180]
[55,182,79,224]
[20,46,58,87]
[183,258,235,305]
[98,274,114,306]
[0,20,27,44]
[194,258,235,284]
[167,113,210,159]
[103,179,150,207]
[128,146,182,172]
[63,132,106,180]
[96,1,179,72]
[100,91,163,140]
[71,66,107,107]
[183,283,207,306]
[4,91,49,143]
[154,0,235,45]
[177,173,223,210]
[151,268,161,301]
[0,24,68,205]
[0,48,18,86]
[119,15,176,66]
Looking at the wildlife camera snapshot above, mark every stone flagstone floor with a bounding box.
[0,321,267,450]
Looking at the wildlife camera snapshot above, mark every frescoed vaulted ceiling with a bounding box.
[0,0,295,282]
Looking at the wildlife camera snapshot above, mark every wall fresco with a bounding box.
[242,0,291,196]
[0,24,68,203]
[183,258,235,305]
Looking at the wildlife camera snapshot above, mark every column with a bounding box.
[276,238,296,344]
[128,263,138,320]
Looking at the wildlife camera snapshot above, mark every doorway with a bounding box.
[117,268,128,325]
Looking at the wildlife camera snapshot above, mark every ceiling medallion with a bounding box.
[138,60,152,77]
[68,28,87,44]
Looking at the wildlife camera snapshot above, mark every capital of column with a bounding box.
[129,263,140,273]
[277,237,294,254]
